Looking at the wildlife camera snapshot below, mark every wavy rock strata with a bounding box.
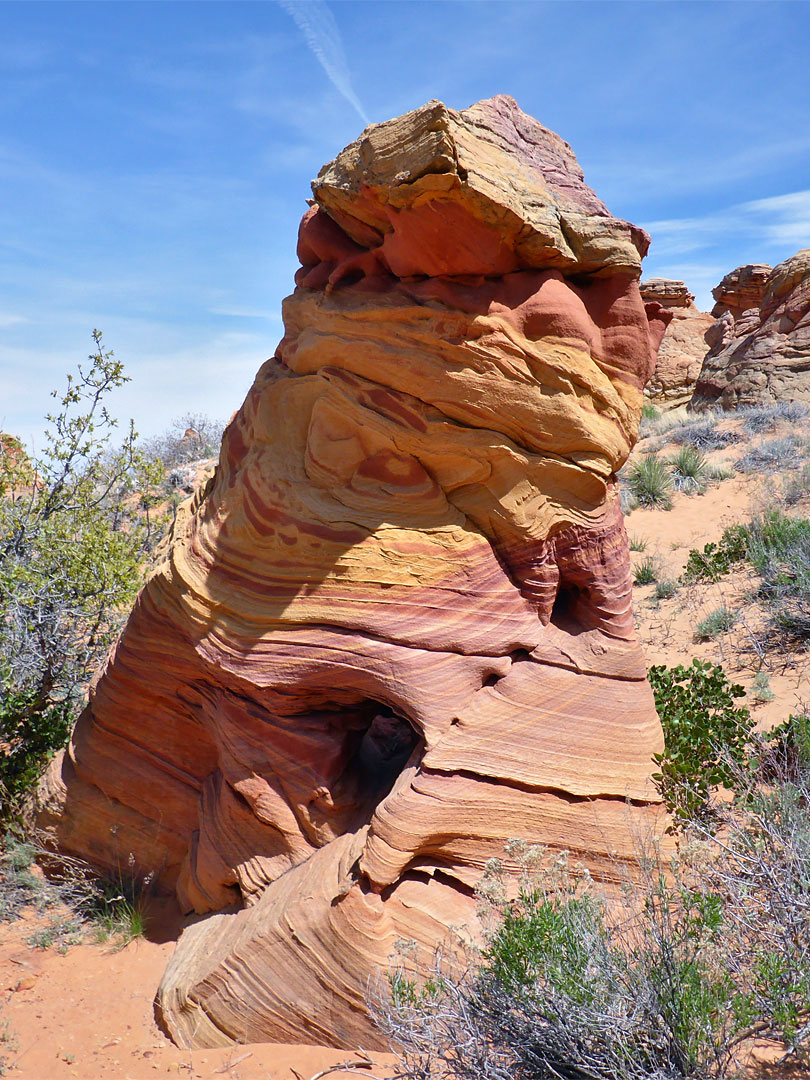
[640,279,713,407]
[690,256,810,409]
[40,96,670,1049]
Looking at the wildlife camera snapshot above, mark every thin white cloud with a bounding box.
[0,313,27,328]
[645,188,810,259]
[277,0,368,125]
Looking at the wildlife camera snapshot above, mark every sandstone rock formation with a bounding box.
[640,279,713,407]
[691,253,810,410]
[709,263,772,319]
[40,96,670,1049]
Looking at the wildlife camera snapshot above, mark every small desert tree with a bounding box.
[0,331,164,811]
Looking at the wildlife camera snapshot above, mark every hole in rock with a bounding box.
[509,648,532,664]
[482,673,501,688]
[344,702,422,810]
[550,581,585,631]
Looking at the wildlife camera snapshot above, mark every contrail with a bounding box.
[278,0,369,126]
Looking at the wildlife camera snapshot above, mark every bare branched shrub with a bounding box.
[736,435,806,475]
[741,403,810,436]
[140,412,225,468]
[668,420,740,452]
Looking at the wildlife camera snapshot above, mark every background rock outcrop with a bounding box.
[40,96,669,1049]
[691,254,810,409]
[640,279,713,407]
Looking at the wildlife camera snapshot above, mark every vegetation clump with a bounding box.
[681,526,749,583]
[695,605,737,642]
[633,557,658,585]
[668,445,711,493]
[668,418,740,452]
[0,333,165,815]
[627,454,673,509]
[747,510,810,642]
[736,435,805,474]
[648,659,753,822]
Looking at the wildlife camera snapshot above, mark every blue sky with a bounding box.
[3,0,810,448]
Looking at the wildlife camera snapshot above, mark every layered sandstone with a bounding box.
[39,96,669,1049]
[640,279,713,407]
[691,253,810,410]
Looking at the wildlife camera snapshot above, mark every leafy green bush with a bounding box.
[628,534,647,552]
[627,454,673,509]
[0,690,72,809]
[0,332,165,815]
[648,659,754,822]
[681,525,749,583]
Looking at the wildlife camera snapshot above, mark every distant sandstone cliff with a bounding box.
[39,96,670,1049]
[691,253,810,410]
[640,278,713,407]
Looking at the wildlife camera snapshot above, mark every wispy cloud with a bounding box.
[645,189,810,259]
[277,0,368,125]
[0,313,27,328]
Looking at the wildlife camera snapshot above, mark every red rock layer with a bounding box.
[640,279,713,407]
[691,252,810,410]
[39,96,669,1049]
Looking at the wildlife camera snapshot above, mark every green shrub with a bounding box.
[747,511,810,641]
[0,333,166,816]
[748,671,774,704]
[668,445,710,493]
[648,659,754,822]
[695,606,737,641]
[627,454,673,509]
[681,525,749,583]
[633,557,658,585]
[0,690,72,810]
[629,534,647,552]
[378,841,800,1080]
[655,578,679,600]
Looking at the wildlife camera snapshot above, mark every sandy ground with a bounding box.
[0,896,396,1080]
[626,419,810,729]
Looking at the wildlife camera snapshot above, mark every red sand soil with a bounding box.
[0,895,397,1080]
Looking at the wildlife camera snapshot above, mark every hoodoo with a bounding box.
[640,278,713,407]
[40,96,670,1048]
[691,253,810,410]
